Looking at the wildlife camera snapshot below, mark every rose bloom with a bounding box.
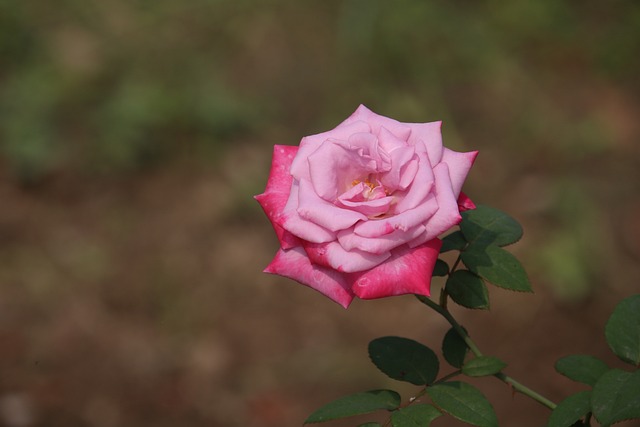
[256,105,477,308]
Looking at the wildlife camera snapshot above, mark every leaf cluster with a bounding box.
[305,206,524,426]
[549,295,640,427]
[440,205,531,311]
[305,206,640,426]
[306,335,506,426]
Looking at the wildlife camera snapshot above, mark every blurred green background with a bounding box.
[1,1,639,426]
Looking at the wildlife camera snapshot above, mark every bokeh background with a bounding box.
[1,1,639,426]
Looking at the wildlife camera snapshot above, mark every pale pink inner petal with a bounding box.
[290,120,371,181]
[377,126,407,154]
[296,178,367,231]
[307,139,379,200]
[379,145,417,191]
[337,224,426,255]
[354,192,439,237]
[280,181,335,243]
[394,151,435,212]
[336,181,393,217]
[264,247,354,308]
[349,239,442,299]
[302,241,391,273]
[347,132,392,172]
[336,194,393,217]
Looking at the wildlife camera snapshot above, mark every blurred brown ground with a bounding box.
[1,1,640,426]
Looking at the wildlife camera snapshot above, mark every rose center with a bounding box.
[351,178,375,191]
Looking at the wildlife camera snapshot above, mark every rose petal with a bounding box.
[457,192,476,211]
[336,182,393,217]
[349,239,442,299]
[419,163,463,241]
[255,145,301,249]
[336,193,394,217]
[302,241,391,273]
[342,105,412,141]
[264,247,354,308]
[354,194,439,238]
[337,225,426,254]
[407,121,444,164]
[347,132,392,171]
[290,120,371,181]
[379,143,417,191]
[393,151,435,213]
[280,181,335,243]
[297,178,367,231]
[377,126,407,154]
[441,149,478,198]
[307,138,379,200]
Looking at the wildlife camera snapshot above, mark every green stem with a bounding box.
[417,296,557,410]
[494,372,557,410]
[419,296,483,356]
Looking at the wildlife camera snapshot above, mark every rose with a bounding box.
[256,105,477,308]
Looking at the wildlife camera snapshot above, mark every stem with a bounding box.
[417,296,557,410]
[494,372,557,410]
[435,369,462,384]
[419,296,483,356]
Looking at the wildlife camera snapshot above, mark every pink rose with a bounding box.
[256,105,477,308]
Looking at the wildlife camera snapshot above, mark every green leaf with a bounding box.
[369,337,439,385]
[592,369,640,425]
[461,245,532,292]
[547,391,592,427]
[462,356,507,377]
[442,327,469,369]
[605,294,640,365]
[555,354,609,386]
[391,404,442,426]
[441,230,467,253]
[446,270,490,309]
[305,390,401,424]
[460,205,523,247]
[432,259,449,277]
[426,381,498,427]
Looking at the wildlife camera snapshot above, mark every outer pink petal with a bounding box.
[264,247,354,308]
[420,163,463,242]
[302,241,391,273]
[441,149,478,198]
[407,121,444,164]
[457,192,476,212]
[349,239,442,299]
[255,145,301,249]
